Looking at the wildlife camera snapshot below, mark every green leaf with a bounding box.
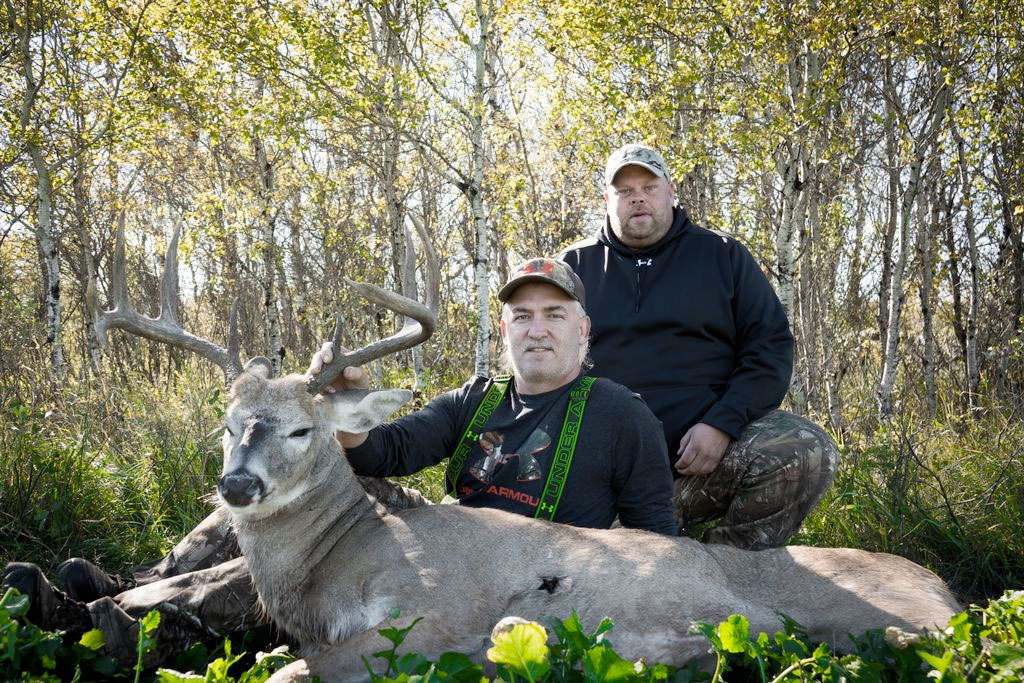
[582,643,637,682]
[141,609,162,634]
[434,652,487,681]
[718,615,752,654]
[1,589,30,618]
[487,621,550,680]
[155,671,205,682]
[78,629,106,651]
[917,648,953,673]
[990,643,1024,671]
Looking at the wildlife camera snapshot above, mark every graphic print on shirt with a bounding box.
[466,427,551,485]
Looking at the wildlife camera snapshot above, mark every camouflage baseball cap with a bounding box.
[605,143,672,185]
[498,258,586,308]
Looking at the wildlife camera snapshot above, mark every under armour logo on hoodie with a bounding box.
[636,258,653,267]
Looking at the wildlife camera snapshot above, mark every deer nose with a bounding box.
[218,472,265,506]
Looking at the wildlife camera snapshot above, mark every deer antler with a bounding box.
[95,214,244,385]
[304,222,438,395]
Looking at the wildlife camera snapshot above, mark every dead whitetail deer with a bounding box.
[97,223,959,682]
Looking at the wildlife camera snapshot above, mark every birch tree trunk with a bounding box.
[17,9,63,380]
[253,129,284,374]
[288,209,309,353]
[878,64,899,359]
[775,140,806,413]
[471,0,492,377]
[953,123,981,411]
[73,156,102,375]
[846,163,867,315]
[877,69,949,418]
[775,34,811,413]
[915,163,937,418]
[942,193,968,384]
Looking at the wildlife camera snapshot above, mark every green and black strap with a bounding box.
[445,374,595,521]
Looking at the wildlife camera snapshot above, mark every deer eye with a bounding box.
[289,427,312,438]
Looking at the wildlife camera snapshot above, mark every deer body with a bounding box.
[219,372,959,683]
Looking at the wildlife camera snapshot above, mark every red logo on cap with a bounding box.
[523,260,555,275]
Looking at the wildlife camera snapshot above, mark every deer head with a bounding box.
[95,217,438,520]
[216,358,413,520]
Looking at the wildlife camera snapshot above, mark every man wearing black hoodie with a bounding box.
[559,143,839,550]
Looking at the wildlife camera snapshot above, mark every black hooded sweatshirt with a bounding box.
[559,207,793,454]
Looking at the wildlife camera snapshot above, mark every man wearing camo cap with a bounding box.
[560,143,839,550]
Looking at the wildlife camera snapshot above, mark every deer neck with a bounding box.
[232,439,377,590]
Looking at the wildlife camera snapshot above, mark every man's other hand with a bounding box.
[674,423,731,476]
[306,341,370,394]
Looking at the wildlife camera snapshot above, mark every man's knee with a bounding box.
[677,411,840,549]
[736,410,839,506]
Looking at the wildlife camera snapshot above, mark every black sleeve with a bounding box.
[344,379,480,477]
[609,394,678,536]
[701,241,794,439]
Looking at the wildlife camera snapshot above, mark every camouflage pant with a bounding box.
[673,410,839,550]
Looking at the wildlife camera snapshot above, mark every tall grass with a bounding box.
[795,398,1024,603]
[0,358,224,573]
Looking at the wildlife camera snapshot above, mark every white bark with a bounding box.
[73,158,102,375]
[916,169,937,418]
[878,73,949,418]
[471,0,491,377]
[953,123,981,410]
[253,130,284,374]
[17,8,62,380]
[289,211,309,352]
[878,59,899,355]
[776,140,806,413]
[775,34,810,413]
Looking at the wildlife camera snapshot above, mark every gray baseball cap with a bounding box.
[498,258,586,308]
[605,143,672,185]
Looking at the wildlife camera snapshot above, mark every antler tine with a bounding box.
[95,213,130,350]
[305,280,435,394]
[227,297,242,379]
[95,218,244,386]
[160,218,182,327]
[305,223,439,396]
[408,211,439,314]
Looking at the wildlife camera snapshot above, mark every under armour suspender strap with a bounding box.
[534,375,595,521]
[445,375,511,494]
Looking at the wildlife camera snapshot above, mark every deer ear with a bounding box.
[244,357,274,379]
[322,389,412,433]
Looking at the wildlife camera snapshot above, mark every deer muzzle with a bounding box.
[218,472,266,507]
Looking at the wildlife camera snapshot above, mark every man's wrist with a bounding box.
[336,431,369,449]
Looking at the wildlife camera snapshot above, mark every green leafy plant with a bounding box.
[1,587,118,681]
[156,640,295,682]
[7,589,1024,681]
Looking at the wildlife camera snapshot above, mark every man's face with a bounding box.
[499,283,590,395]
[604,165,676,249]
